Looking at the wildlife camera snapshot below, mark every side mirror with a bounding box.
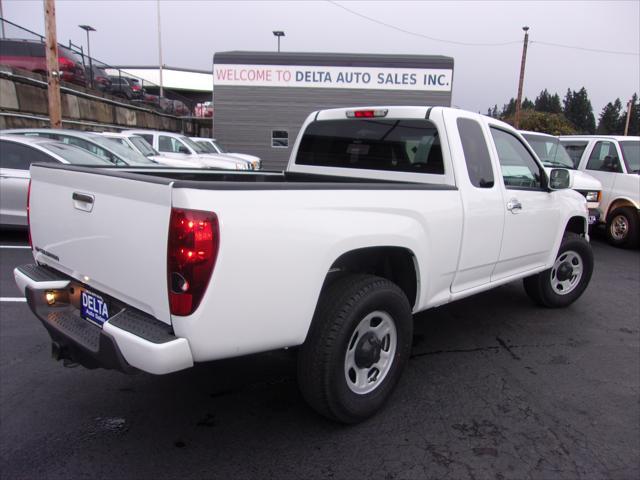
[548,168,572,190]
[177,145,190,154]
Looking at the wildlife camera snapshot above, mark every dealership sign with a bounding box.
[214,64,453,92]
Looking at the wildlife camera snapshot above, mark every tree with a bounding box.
[563,87,596,134]
[502,98,516,118]
[486,104,499,118]
[502,110,576,135]
[597,99,623,134]
[535,89,562,113]
[522,97,534,110]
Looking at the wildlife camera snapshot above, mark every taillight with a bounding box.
[27,179,32,248]
[58,56,74,70]
[131,85,141,91]
[167,208,219,316]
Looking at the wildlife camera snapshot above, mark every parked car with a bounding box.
[0,38,86,87]
[172,100,191,116]
[128,130,251,169]
[107,76,144,100]
[559,135,639,247]
[194,101,213,118]
[521,131,602,225]
[0,133,110,226]
[16,106,592,423]
[191,137,261,170]
[86,65,112,93]
[3,129,158,166]
[100,132,203,168]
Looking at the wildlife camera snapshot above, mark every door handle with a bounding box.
[73,192,94,212]
[506,198,522,213]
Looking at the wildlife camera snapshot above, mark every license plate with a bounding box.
[588,215,597,225]
[81,289,110,326]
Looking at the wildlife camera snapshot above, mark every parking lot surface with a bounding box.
[1,229,638,480]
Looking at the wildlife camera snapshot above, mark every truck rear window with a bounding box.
[296,119,444,174]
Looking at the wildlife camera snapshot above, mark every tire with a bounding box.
[523,234,594,308]
[297,274,413,424]
[606,207,639,248]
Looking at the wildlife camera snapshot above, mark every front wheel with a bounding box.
[523,234,594,308]
[606,207,639,248]
[297,274,413,424]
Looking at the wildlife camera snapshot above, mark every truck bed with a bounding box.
[36,163,456,191]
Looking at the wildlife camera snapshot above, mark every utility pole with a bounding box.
[156,0,164,97]
[0,0,6,39]
[44,0,62,128]
[514,26,530,129]
[624,99,632,136]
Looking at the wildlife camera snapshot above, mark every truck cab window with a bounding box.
[586,141,622,173]
[297,119,444,174]
[490,127,542,189]
[457,118,494,188]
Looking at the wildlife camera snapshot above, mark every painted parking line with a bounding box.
[0,245,31,249]
[0,297,26,302]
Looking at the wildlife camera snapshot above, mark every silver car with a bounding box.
[2,129,158,167]
[0,134,110,226]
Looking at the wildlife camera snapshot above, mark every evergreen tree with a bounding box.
[522,97,534,110]
[535,89,562,114]
[502,98,516,118]
[563,87,596,134]
[597,99,623,134]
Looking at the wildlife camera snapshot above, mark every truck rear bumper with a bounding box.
[14,264,193,375]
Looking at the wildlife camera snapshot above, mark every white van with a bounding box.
[559,135,639,247]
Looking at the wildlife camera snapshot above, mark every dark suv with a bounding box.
[108,75,144,100]
[0,38,87,87]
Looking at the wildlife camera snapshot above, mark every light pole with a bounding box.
[79,24,95,89]
[273,31,285,53]
[157,0,164,97]
[514,26,530,129]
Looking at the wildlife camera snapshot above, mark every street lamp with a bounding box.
[273,31,285,53]
[78,24,95,88]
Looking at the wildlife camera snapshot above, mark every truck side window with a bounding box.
[586,141,622,173]
[0,140,54,169]
[457,118,494,188]
[560,141,587,168]
[490,127,542,190]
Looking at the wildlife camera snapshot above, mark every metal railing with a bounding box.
[0,17,200,117]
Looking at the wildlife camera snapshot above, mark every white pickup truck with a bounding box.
[15,106,593,423]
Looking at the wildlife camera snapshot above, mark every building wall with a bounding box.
[214,86,452,171]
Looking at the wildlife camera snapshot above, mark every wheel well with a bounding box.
[606,199,637,220]
[565,216,587,236]
[326,247,418,307]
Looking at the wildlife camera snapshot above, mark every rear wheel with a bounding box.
[523,234,594,308]
[606,207,639,248]
[297,274,412,423]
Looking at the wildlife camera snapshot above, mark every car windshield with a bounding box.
[211,141,227,153]
[523,135,575,169]
[88,135,156,165]
[41,142,112,165]
[129,136,158,156]
[619,141,639,173]
[196,141,216,153]
[59,46,83,64]
[180,136,207,154]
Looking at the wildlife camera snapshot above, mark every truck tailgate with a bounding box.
[29,165,173,325]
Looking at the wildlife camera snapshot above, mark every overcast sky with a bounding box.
[2,0,639,116]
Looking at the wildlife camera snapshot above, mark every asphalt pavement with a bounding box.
[1,229,638,480]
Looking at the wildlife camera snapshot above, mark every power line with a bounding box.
[327,0,640,56]
[531,40,638,57]
[326,0,521,47]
